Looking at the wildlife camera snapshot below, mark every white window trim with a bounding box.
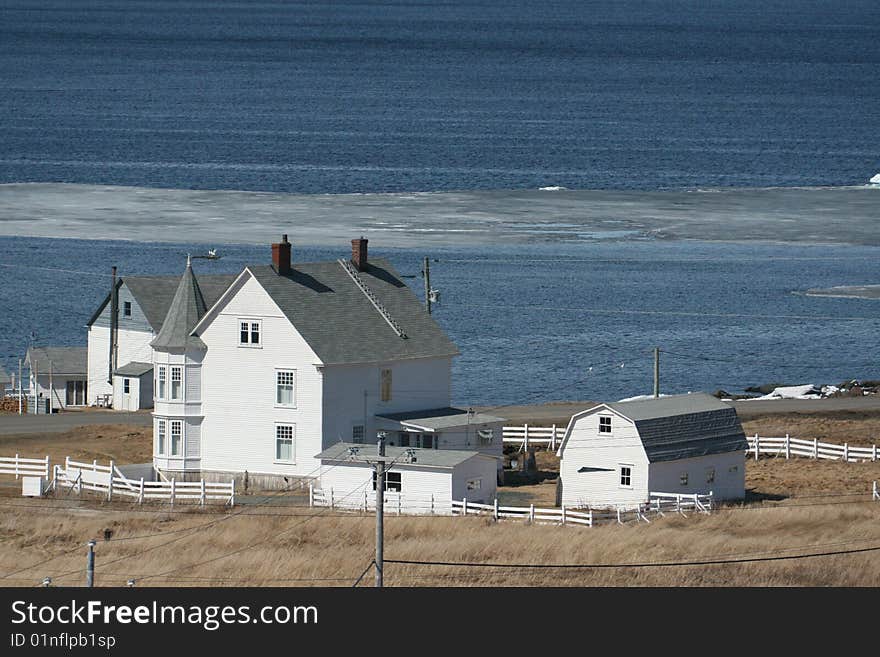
[238,317,263,349]
[170,419,184,457]
[169,365,185,402]
[274,423,296,464]
[274,368,297,409]
[156,419,167,456]
[156,365,167,401]
[599,415,613,434]
[618,463,634,489]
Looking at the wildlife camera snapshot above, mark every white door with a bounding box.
[122,378,133,410]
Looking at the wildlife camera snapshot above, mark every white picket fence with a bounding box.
[502,424,564,451]
[54,458,235,506]
[0,454,50,479]
[452,499,595,526]
[310,486,452,515]
[746,434,878,462]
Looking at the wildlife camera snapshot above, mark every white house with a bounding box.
[151,235,498,488]
[24,346,88,412]
[86,272,234,407]
[316,442,498,513]
[556,393,748,509]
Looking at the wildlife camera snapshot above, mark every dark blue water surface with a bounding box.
[1,0,879,193]
[2,236,878,406]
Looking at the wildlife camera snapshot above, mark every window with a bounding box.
[418,434,435,449]
[599,416,612,434]
[619,465,632,487]
[170,420,182,456]
[680,472,689,486]
[123,301,132,317]
[275,424,294,462]
[276,370,295,406]
[398,433,410,447]
[380,368,392,402]
[157,366,166,400]
[170,366,182,400]
[352,425,364,443]
[373,471,402,492]
[478,428,494,445]
[239,319,261,346]
[706,468,716,484]
[466,478,482,491]
[123,378,130,394]
[729,465,739,474]
[157,420,166,455]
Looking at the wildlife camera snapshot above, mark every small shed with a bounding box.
[316,442,498,513]
[25,346,88,411]
[557,393,748,509]
[113,362,154,411]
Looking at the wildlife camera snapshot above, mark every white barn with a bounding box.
[556,393,748,509]
[316,442,498,513]
[149,236,500,488]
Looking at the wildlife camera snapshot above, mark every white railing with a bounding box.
[502,424,565,451]
[310,486,451,515]
[648,491,713,514]
[747,434,878,462]
[55,458,235,507]
[0,454,50,479]
[452,499,594,527]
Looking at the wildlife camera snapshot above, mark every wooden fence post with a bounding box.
[45,455,50,479]
[873,444,877,462]
[14,453,19,480]
[138,477,144,504]
[813,438,818,459]
[329,488,334,509]
[843,442,849,462]
[308,482,314,507]
[462,497,467,516]
[617,508,622,525]
[588,510,593,527]
[363,489,368,512]
[108,460,114,501]
[529,503,535,523]
[561,504,566,525]
[170,478,176,508]
[493,498,499,521]
[431,493,435,515]
[200,479,206,507]
[397,494,401,515]
[551,424,557,451]
[785,434,790,459]
[523,424,529,452]
[754,434,759,460]
[230,478,235,507]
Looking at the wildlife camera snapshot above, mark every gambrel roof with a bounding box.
[228,258,459,365]
[559,393,748,463]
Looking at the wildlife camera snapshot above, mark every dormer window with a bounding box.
[239,319,261,347]
[599,416,612,434]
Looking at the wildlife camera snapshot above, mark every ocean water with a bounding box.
[1,0,879,192]
[2,235,878,406]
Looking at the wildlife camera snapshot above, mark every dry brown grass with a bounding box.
[0,425,152,466]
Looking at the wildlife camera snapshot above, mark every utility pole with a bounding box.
[653,347,660,399]
[108,266,118,385]
[86,539,96,588]
[375,438,385,588]
[423,256,432,315]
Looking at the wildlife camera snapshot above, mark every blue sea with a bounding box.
[1,0,879,406]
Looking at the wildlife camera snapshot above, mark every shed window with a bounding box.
[170,420,182,456]
[123,301,132,317]
[680,472,689,486]
[170,366,182,400]
[619,465,632,487]
[380,368,392,402]
[157,366,166,399]
[373,471,402,492]
[276,424,294,462]
[276,370,295,406]
[352,425,364,443]
[599,416,612,433]
[466,478,482,491]
[123,378,130,394]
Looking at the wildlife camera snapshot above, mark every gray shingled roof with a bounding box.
[25,347,87,376]
[316,442,491,469]
[151,261,208,351]
[115,362,154,377]
[607,393,748,463]
[246,258,459,365]
[87,274,236,331]
[0,367,9,385]
[377,407,506,430]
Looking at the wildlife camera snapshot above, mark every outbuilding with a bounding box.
[556,393,748,509]
[112,362,154,411]
[25,346,88,411]
[316,442,498,513]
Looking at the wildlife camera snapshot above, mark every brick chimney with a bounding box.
[272,234,291,275]
[351,237,368,272]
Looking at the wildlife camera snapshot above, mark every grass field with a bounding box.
[0,412,878,587]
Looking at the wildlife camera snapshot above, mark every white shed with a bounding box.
[112,362,154,411]
[316,443,498,513]
[557,393,748,509]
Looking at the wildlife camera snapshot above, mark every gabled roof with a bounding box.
[559,393,747,463]
[87,274,236,331]
[25,346,87,376]
[377,407,506,431]
[242,258,459,365]
[151,260,208,351]
[114,362,154,377]
[316,442,493,469]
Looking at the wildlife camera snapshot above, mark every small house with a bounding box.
[556,393,748,509]
[316,442,498,513]
[25,346,88,411]
[112,362,154,411]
